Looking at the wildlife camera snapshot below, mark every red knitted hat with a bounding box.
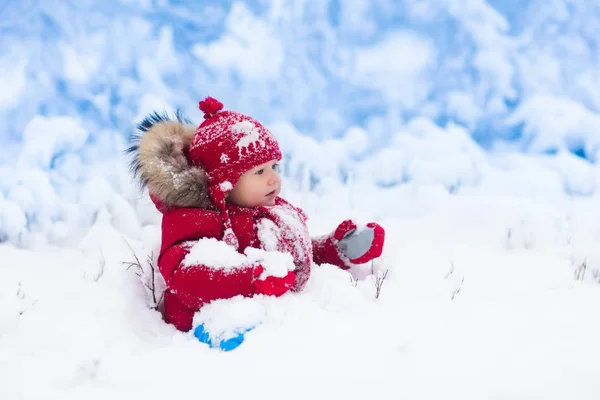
[188,96,282,249]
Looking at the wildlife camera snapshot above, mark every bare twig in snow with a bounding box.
[16,282,39,316]
[93,257,106,282]
[444,261,456,280]
[122,240,164,311]
[592,268,600,284]
[16,282,25,300]
[505,228,513,250]
[445,261,465,300]
[450,276,464,300]
[371,261,389,300]
[146,253,159,306]
[574,259,587,281]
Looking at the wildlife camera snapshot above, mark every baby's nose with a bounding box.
[268,174,280,185]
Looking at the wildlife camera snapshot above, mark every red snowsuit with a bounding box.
[155,196,349,331]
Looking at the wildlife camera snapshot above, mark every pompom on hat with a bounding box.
[188,96,282,249]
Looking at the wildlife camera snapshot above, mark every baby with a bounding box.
[129,96,385,334]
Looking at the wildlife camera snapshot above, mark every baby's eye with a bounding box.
[256,168,264,175]
[272,163,280,171]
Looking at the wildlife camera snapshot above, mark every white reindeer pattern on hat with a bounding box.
[231,120,269,155]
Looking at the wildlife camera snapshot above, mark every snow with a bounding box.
[506,95,600,157]
[245,247,295,278]
[183,238,247,271]
[2,172,600,399]
[231,120,257,136]
[59,37,103,85]
[2,1,600,398]
[192,295,268,341]
[353,31,436,106]
[191,2,285,80]
[256,202,313,266]
[256,217,281,251]
[2,188,600,398]
[446,91,482,128]
[0,197,27,244]
[0,56,27,111]
[231,120,263,153]
[19,116,89,169]
[219,181,232,191]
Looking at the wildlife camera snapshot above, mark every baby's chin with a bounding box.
[259,197,277,206]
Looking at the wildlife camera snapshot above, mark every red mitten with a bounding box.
[252,265,296,297]
[336,220,385,264]
[313,220,385,269]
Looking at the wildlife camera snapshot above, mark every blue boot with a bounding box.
[193,324,255,351]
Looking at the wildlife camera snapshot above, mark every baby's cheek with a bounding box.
[253,190,267,206]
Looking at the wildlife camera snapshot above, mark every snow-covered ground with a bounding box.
[2,1,600,398]
[2,179,600,400]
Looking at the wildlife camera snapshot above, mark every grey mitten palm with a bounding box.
[334,220,385,264]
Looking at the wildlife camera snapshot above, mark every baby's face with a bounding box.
[227,159,282,207]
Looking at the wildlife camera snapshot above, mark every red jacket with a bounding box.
[156,197,346,331]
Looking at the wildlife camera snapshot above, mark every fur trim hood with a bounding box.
[128,111,214,210]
